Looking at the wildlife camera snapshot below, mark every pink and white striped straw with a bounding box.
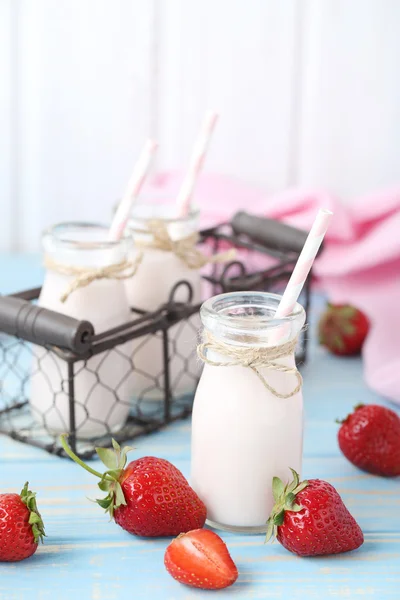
[175,110,219,217]
[108,139,158,241]
[274,208,333,319]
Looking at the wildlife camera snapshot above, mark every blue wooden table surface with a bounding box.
[0,255,399,600]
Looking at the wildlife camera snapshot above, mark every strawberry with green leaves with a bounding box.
[338,404,400,477]
[0,483,45,562]
[318,303,369,356]
[266,469,363,556]
[60,435,206,537]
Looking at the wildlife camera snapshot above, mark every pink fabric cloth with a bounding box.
[146,172,400,404]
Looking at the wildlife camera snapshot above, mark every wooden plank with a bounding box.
[297,0,400,199]
[156,0,299,191]
[17,0,155,251]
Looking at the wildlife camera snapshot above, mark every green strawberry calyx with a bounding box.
[20,482,45,544]
[319,304,358,351]
[60,434,133,519]
[335,403,365,425]
[265,468,308,543]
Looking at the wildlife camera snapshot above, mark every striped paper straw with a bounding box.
[274,208,333,319]
[175,110,219,217]
[108,139,158,241]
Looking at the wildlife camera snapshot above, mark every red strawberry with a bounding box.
[266,469,363,556]
[60,435,206,537]
[318,303,369,355]
[338,404,400,477]
[0,482,45,562]
[164,529,238,590]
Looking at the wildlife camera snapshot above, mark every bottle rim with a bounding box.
[127,203,200,229]
[42,221,133,251]
[201,291,305,332]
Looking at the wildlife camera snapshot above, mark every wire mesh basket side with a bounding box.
[0,223,313,458]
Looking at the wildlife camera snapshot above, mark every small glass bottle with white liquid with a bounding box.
[191,291,305,533]
[29,222,136,439]
[124,203,202,402]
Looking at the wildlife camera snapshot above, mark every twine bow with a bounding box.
[135,220,236,269]
[197,333,302,399]
[44,253,143,303]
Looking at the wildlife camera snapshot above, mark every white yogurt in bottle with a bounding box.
[29,222,135,439]
[124,204,202,403]
[191,291,305,533]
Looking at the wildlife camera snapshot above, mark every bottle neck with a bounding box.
[200,291,305,349]
[198,329,302,398]
[201,318,302,349]
[42,223,132,268]
[128,204,199,243]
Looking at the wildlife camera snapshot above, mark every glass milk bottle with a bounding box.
[29,222,135,439]
[124,203,202,402]
[191,291,305,533]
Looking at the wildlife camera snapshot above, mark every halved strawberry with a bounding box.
[164,529,238,590]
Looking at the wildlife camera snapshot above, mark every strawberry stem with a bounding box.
[60,434,113,481]
[60,434,132,519]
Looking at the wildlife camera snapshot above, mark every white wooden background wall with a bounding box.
[1,0,400,251]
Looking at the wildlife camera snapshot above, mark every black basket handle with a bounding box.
[231,211,324,256]
[0,295,94,354]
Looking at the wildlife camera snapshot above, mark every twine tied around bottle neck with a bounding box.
[197,332,302,399]
[44,253,143,303]
[135,220,236,269]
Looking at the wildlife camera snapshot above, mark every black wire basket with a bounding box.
[0,214,314,458]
